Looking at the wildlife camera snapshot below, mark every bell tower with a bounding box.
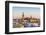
[22,12,24,18]
[22,12,24,22]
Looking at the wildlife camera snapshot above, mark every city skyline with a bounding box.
[12,7,40,19]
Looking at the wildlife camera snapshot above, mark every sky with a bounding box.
[12,7,40,19]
